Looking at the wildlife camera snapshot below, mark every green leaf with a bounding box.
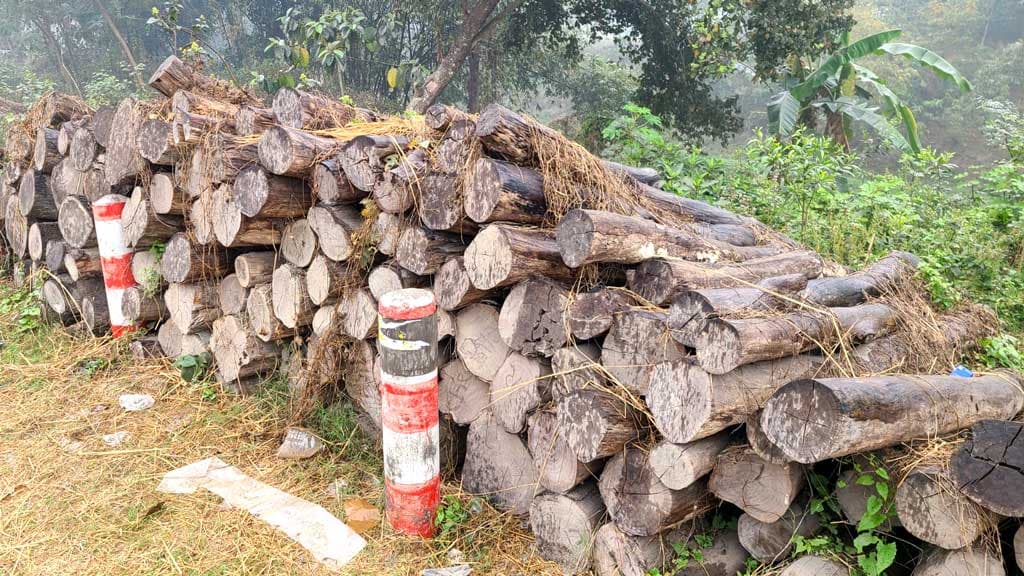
[875,467,890,481]
[853,532,878,553]
[878,43,973,92]
[767,91,801,137]
[874,541,898,572]
[856,474,875,486]
[834,97,912,151]
[792,29,903,101]
[875,481,890,500]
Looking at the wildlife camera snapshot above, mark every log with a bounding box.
[567,288,635,340]
[205,135,259,183]
[312,157,366,205]
[489,352,551,433]
[19,170,57,219]
[246,283,290,342]
[27,221,62,262]
[340,288,378,339]
[172,109,225,145]
[49,160,68,208]
[311,303,336,336]
[218,274,248,316]
[189,188,215,245]
[418,172,475,233]
[211,315,279,381]
[374,211,402,256]
[58,196,96,248]
[852,307,995,373]
[912,547,1006,576]
[56,120,80,156]
[344,340,381,429]
[171,89,240,122]
[498,278,568,357]
[762,372,1024,463]
[271,264,314,329]
[951,419,1024,517]
[339,135,408,192]
[130,250,161,290]
[235,105,275,136]
[147,55,255,103]
[667,273,809,346]
[434,133,475,175]
[526,409,597,494]
[462,410,539,515]
[745,410,791,465]
[33,127,60,172]
[368,261,428,301]
[185,146,211,199]
[307,204,361,261]
[439,358,489,425]
[44,239,66,273]
[550,344,604,401]
[128,336,164,360]
[373,148,429,212]
[529,483,606,574]
[696,303,898,374]
[424,104,474,131]
[802,251,920,306]
[779,556,849,576]
[69,126,97,171]
[306,254,345,305]
[736,497,821,562]
[592,523,676,576]
[271,87,371,130]
[42,276,83,322]
[160,233,233,283]
[708,447,805,523]
[258,125,341,178]
[896,464,989,549]
[601,309,688,395]
[649,433,730,491]
[121,285,167,324]
[81,290,110,334]
[234,251,278,288]
[165,282,221,333]
[136,119,176,165]
[104,98,146,186]
[630,250,824,305]
[599,447,713,537]
[233,164,311,218]
[463,224,574,290]
[454,303,511,382]
[465,158,546,224]
[63,165,111,203]
[647,356,821,443]
[558,388,644,463]
[1015,525,1023,572]
[4,195,28,258]
[433,257,487,311]
[395,227,464,275]
[603,161,662,188]
[64,248,102,282]
[122,187,182,248]
[211,184,280,247]
[280,219,317,267]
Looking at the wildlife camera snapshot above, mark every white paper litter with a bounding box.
[102,431,130,446]
[119,394,155,412]
[157,457,366,571]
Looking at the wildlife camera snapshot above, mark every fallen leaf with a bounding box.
[343,498,380,535]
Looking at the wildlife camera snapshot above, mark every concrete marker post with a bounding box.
[92,194,137,337]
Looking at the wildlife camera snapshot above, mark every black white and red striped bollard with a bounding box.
[92,194,137,337]
[377,288,440,537]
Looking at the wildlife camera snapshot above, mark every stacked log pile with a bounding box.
[2,57,1023,576]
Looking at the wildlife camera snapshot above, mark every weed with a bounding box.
[978,334,1024,371]
[81,358,110,377]
[434,495,471,540]
[173,352,212,383]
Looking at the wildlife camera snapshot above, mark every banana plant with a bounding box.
[768,29,972,153]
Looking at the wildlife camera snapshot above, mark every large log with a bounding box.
[896,464,990,549]
[306,254,345,306]
[211,184,280,247]
[466,158,546,224]
[489,352,551,433]
[234,251,278,288]
[951,419,1024,518]
[64,247,102,282]
[912,547,1005,576]
[33,127,60,172]
[27,221,62,262]
[454,303,510,382]
[630,250,824,305]
[550,344,603,401]
[601,309,688,395]
[280,219,317,267]
[526,409,598,494]
[271,264,314,329]
[463,224,574,290]
[649,433,730,491]
[217,274,248,316]
[762,373,1024,463]
[599,447,713,536]
[136,119,176,166]
[121,285,167,324]
[558,388,644,463]
[307,204,361,261]
[373,148,429,212]
[122,187,182,248]
[4,195,28,258]
[395,226,464,275]
[647,356,821,443]
[165,282,221,333]
[433,129,475,175]
[271,87,372,130]
[339,288,377,339]
[148,55,255,104]
[58,196,96,248]
[235,105,275,136]
[852,307,995,373]
[44,239,66,273]
[149,173,184,216]
[104,98,146,186]
[160,233,233,284]
[211,315,279,381]
[246,283,290,342]
[439,358,489,425]
[368,260,428,301]
[69,126,97,171]
[433,257,488,312]
[696,303,898,374]
[19,170,57,219]
[258,125,342,178]
[424,104,474,131]
[736,497,821,562]
[462,410,539,515]
[498,278,568,357]
[529,483,606,575]
[312,157,366,205]
[203,135,259,184]
[233,164,311,218]
[567,288,635,340]
[339,135,408,192]
[418,172,475,233]
[802,251,920,306]
[708,447,805,523]
[745,410,791,465]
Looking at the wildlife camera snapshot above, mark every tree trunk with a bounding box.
[601,310,688,395]
[340,135,409,193]
[395,226,465,275]
[439,358,490,425]
[466,157,546,224]
[567,288,635,340]
[307,204,362,262]
[526,409,599,494]
[310,303,337,337]
[649,433,730,491]
[211,315,280,381]
[802,251,920,306]
[489,352,551,433]
[708,446,805,523]
[122,186,182,248]
[463,224,574,290]
[147,55,254,104]
[57,195,96,248]
[951,419,1024,518]
[896,464,990,550]
[279,219,317,267]
[557,388,644,463]
[258,125,342,178]
[762,372,1024,463]
[462,409,539,515]
[234,251,278,288]
[4,196,28,258]
[19,170,57,219]
[33,127,60,172]
[529,483,606,575]
[271,263,314,329]
[233,164,311,218]
[165,281,221,333]
[455,303,510,382]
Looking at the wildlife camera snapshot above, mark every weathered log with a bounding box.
[368,260,428,301]
[462,409,539,515]
[246,283,290,342]
[395,226,464,275]
[147,55,255,104]
[339,135,408,192]
[130,250,161,289]
[104,98,147,186]
[527,409,598,494]
[122,186,182,248]
[69,126,98,172]
[779,556,849,576]
[373,148,430,212]
[306,254,345,305]
[271,87,372,130]
[454,303,511,382]
[339,288,377,339]
[310,303,336,336]
[425,104,474,131]
[911,547,1005,576]
[211,315,279,381]
[466,158,546,224]
[57,196,96,248]
[271,264,314,329]
[802,251,920,306]
[204,135,259,183]
[42,275,88,322]
[529,483,606,574]
[279,219,317,267]
[951,419,1024,518]
[736,496,821,562]
[631,250,824,305]
[135,119,176,166]
[567,288,635,340]
[649,433,730,491]
[696,303,898,374]
[762,372,1024,463]
[1015,525,1024,572]
[121,285,167,324]
[172,109,225,146]
[4,195,28,258]
[63,165,111,203]
[48,161,68,208]
[592,523,671,576]
[56,120,80,156]
[44,239,66,273]
[211,184,280,247]
[81,289,110,335]
[307,204,361,262]
[235,105,275,136]
[234,251,278,288]
[172,89,240,122]
[489,352,551,433]
[601,309,688,395]
[439,358,489,425]
[312,157,366,205]
[647,356,821,444]
[745,410,791,465]
[189,187,215,245]
[27,221,61,262]
[433,257,487,311]
[128,336,164,360]
[550,344,604,401]
[599,447,713,537]
[233,164,311,219]
[64,247,102,282]
[19,170,57,219]
[160,233,233,284]
[165,282,221,333]
[342,340,381,429]
[709,447,805,523]
[498,278,568,358]
[434,133,475,175]
[852,307,995,373]
[33,127,60,172]
[558,388,644,463]
[418,172,475,233]
[374,211,402,256]
[258,125,342,178]
[217,273,248,316]
[896,464,990,550]
[463,224,574,290]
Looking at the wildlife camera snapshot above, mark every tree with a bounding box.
[767,29,973,152]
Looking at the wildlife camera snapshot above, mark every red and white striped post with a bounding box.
[377,288,440,538]
[92,194,137,337]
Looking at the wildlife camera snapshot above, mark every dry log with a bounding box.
[147,55,255,104]
[339,135,408,192]
[599,447,713,537]
[592,523,674,576]
[136,119,176,165]
[128,336,164,360]
[211,184,280,247]
[696,303,897,374]
[433,257,487,311]
[498,278,568,357]
[340,288,377,339]
[160,233,233,283]
[81,290,110,335]
[44,239,66,273]
[454,303,511,382]
[56,120,80,156]
[896,464,990,549]
[19,170,57,219]
[709,447,805,523]
[27,221,61,262]
[802,251,920,306]
[601,309,688,395]
[463,224,574,290]
[122,186,182,248]
[165,282,221,333]
[631,250,824,305]
[1015,525,1023,572]
[374,211,402,257]
[306,254,345,305]
[912,547,1005,576]
[852,307,994,373]
[33,127,60,172]
[280,219,317,267]
[312,157,366,205]
[368,260,428,301]
[258,125,341,178]
[762,372,1024,463]
[344,340,382,429]
[42,275,94,323]
[172,109,224,146]
[246,283,290,342]
[567,288,635,340]
[527,409,598,494]
[558,388,644,463]
[489,352,551,433]
[121,285,167,324]
[439,358,489,425]
[307,204,361,261]
[425,104,474,130]
[780,556,849,576]
[737,496,821,562]
[104,98,146,186]
[271,87,372,130]
[64,248,102,281]
[462,410,539,515]
[233,164,311,218]
[649,433,730,491]
[745,410,791,465]
[69,128,98,176]
[395,226,464,275]
[189,187,215,245]
[550,344,603,401]
[647,356,821,443]
[434,133,475,175]
[373,148,429,212]
[235,105,275,136]
[217,274,248,316]
[211,315,279,381]
[172,89,240,122]
[204,135,259,183]
[130,250,161,289]
[418,172,475,233]
[4,195,28,258]
[951,419,1024,518]
[234,251,278,288]
[466,158,546,224]
[62,165,111,203]
[311,303,336,336]
[529,483,606,574]
[271,264,314,329]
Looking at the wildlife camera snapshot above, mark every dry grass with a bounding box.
[0,280,557,576]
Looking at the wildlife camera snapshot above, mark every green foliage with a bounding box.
[0,284,43,334]
[173,352,212,383]
[434,495,471,540]
[81,358,110,377]
[645,514,735,576]
[83,70,138,107]
[978,334,1024,372]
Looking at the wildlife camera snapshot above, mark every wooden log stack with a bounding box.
[1,56,1022,576]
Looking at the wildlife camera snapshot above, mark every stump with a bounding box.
[601,309,688,395]
[498,278,569,357]
[558,388,644,463]
[462,410,539,515]
[529,483,606,575]
[527,409,598,494]
[489,352,551,434]
[951,419,1024,518]
[439,358,490,425]
[708,447,805,523]
[307,204,361,261]
[463,224,574,290]
[649,433,730,491]
[233,164,311,218]
[454,303,510,382]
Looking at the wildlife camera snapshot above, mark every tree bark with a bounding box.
[801,251,920,306]
[64,247,102,282]
[951,419,1024,518]
[234,251,278,288]
[271,87,373,130]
